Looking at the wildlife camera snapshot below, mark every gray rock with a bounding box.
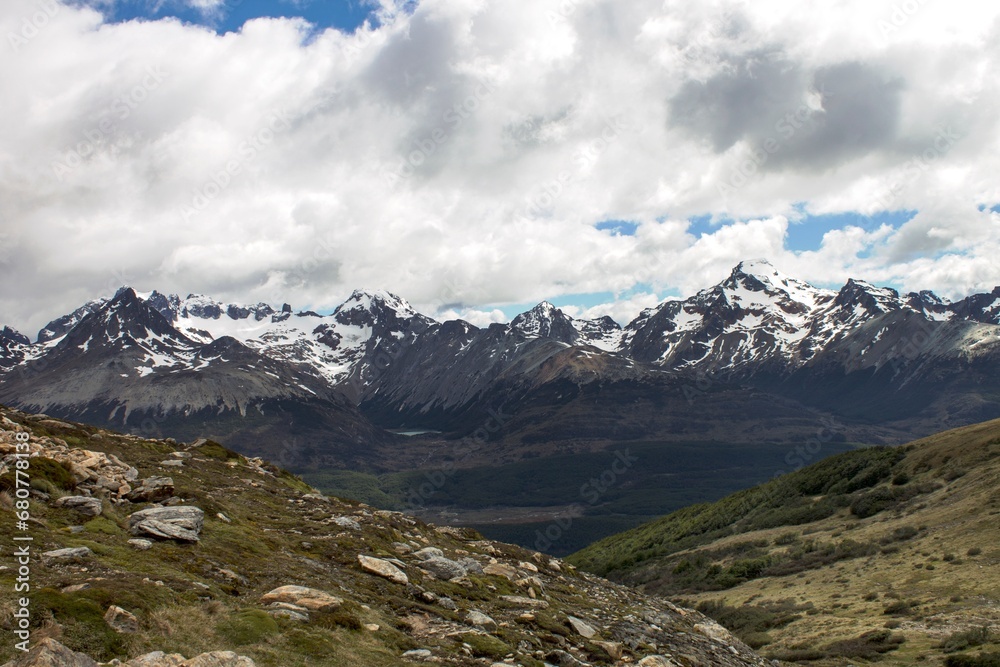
[412,546,444,560]
[465,610,497,630]
[260,585,342,611]
[125,651,186,666]
[129,506,204,542]
[546,650,590,667]
[159,460,184,467]
[176,653,256,666]
[437,597,458,610]
[53,496,103,517]
[41,547,93,563]
[126,477,175,503]
[1,637,98,666]
[458,557,483,575]
[419,556,467,581]
[129,538,153,551]
[636,657,680,667]
[358,555,408,584]
[331,516,361,530]
[105,605,140,633]
[402,649,432,659]
[567,615,597,638]
[131,520,200,542]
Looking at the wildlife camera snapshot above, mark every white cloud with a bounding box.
[2,0,1000,336]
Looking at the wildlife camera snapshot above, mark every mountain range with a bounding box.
[3,259,1000,552]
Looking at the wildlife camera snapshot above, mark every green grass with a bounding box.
[567,445,904,575]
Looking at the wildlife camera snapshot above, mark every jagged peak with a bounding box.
[1,326,30,346]
[726,259,817,292]
[341,288,415,315]
[514,301,564,319]
[732,257,777,275]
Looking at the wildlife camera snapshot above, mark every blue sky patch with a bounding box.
[80,0,388,34]
[595,220,639,236]
[786,209,916,252]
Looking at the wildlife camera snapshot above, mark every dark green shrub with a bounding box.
[945,653,1000,667]
[941,627,992,653]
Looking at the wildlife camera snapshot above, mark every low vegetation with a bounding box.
[569,417,1000,666]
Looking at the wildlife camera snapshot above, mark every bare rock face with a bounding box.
[0,637,98,667]
[260,585,343,611]
[128,506,204,542]
[357,555,408,584]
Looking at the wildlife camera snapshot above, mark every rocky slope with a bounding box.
[568,418,1000,666]
[0,405,769,667]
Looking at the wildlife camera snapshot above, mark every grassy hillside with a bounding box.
[568,419,1000,666]
[0,405,769,667]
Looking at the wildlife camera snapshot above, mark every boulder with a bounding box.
[567,615,597,638]
[465,610,497,630]
[125,652,186,666]
[358,555,408,584]
[178,653,256,667]
[412,547,443,560]
[129,506,204,542]
[104,605,140,633]
[0,637,98,666]
[331,516,361,530]
[126,477,175,503]
[129,539,153,551]
[594,642,624,660]
[41,547,93,563]
[53,496,103,517]
[402,649,432,659]
[637,657,680,667]
[458,557,483,575]
[500,595,549,609]
[482,562,518,580]
[260,586,343,611]
[418,556,467,581]
[693,621,734,643]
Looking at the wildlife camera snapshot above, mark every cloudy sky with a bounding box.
[2,0,999,336]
